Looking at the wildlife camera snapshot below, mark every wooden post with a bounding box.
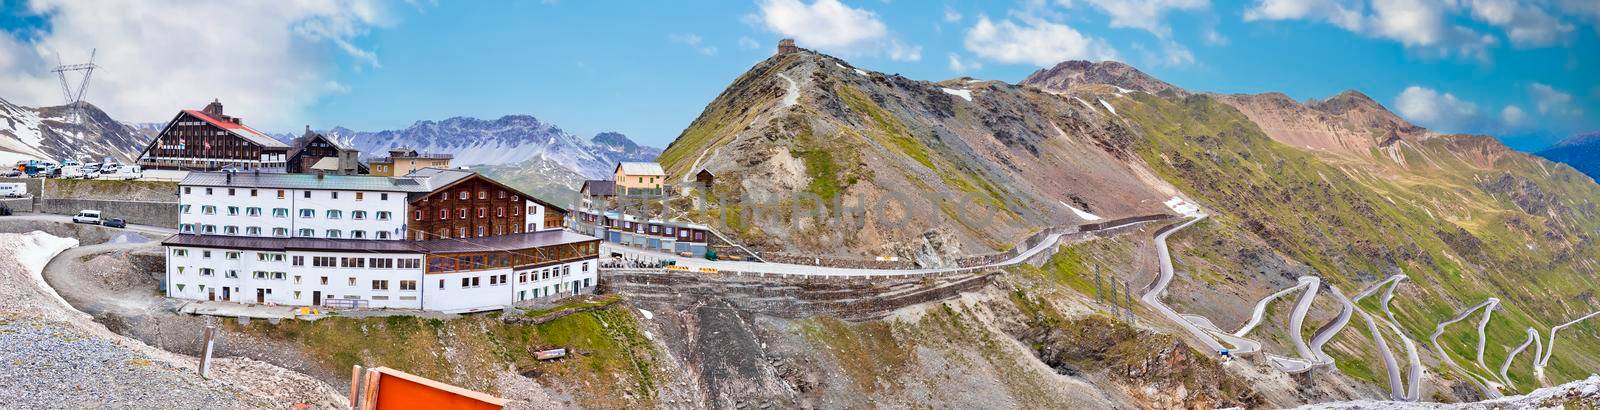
[349,365,365,409]
[197,324,216,378]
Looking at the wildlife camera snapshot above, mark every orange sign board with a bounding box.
[350,366,508,410]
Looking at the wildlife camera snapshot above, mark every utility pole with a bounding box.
[1122,280,1136,324]
[51,48,98,125]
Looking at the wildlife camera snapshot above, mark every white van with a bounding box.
[72,210,102,225]
[115,165,143,180]
[0,182,25,198]
[58,165,86,179]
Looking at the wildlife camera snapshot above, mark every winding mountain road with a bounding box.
[1500,328,1539,390]
[1428,298,1502,398]
[1139,215,1243,355]
[1535,310,1600,384]
[1234,277,1317,338]
[1351,275,1423,401]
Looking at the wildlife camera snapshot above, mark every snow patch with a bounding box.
[833,63,868,76]
[1164,196,1203,217]
[1099,99,1119,116]
[1072,97,1097,112]
[638,308,654,320]
[1060,201,1101,221]
[777,73,800,108]
[11,231,79,310]
[941,88,973,102]
[1113,86,1135,94]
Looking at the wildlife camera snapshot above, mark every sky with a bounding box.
[1,0,1597,152]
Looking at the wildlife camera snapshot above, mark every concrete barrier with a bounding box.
[0,197,32,213]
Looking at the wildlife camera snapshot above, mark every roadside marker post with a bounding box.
[198,322,217,379]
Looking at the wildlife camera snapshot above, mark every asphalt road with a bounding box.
[1428,298,1502,399]
[1,213,176,236]
[1137,215,1247,356]
[1351,275,1422,401]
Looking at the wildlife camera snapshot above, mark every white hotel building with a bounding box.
[162,168,601,313]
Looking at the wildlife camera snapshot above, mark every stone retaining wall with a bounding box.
[38,199,178,227]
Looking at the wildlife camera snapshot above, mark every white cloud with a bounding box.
[738,36,763,50]
[1243,0,1497,61]
[944,6,962,23]
[963,15,1119,66]
[1079,0,1208,38]
[670,33,719,55]
[0,0,390,130]
[1500,105,1526,127]
[1529,82,1581,117]
[947,52,982,73]
[1466,0,1572,47]
[1394,85,1480,132]
[752,0,920,61]
[1203,28,1230,45]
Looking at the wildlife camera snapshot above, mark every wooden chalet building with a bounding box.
[287,127,367,175]
[137,99,289,172]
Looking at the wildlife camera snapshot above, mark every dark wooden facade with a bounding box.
[425,241,598,274]
[287,131,364,175]
[407,174,564,240]
[138,101,287,171]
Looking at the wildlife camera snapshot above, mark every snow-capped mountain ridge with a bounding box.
[324,114,660,179]
[0,97,147,164]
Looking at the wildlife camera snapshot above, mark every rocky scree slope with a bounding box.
[659,50,1175,266]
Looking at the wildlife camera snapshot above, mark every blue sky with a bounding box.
[2,0,1597,151]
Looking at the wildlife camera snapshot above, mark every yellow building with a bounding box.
[370,148,453,176]
[614,162,665,196]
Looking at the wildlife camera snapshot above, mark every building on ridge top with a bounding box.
[162,167,599,313]
[136,99,289,172]
[777,38,798,55]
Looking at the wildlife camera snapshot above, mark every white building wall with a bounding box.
[179,186,409,240]
[165,246,426,309]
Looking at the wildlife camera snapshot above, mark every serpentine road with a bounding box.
[1500,328,1540,390]
[1428,298,1502,398]
[1139,215,1242,355]
[1351,275,1423,401]
[1535,310,1600,384]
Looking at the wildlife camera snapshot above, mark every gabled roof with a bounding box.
[182,109,289,149]
[407,167,570,214]
[580,180,615,196]
[614,162,665,176]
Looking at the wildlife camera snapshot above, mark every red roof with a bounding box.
[181,109,286,148]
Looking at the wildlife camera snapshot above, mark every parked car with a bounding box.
[82,163,101,175]
[72,210,101,225]
[102,218,126,228]
[100,163,121,174]
[1,170,21,178]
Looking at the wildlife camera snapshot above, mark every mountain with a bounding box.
[322,116,660,179]
[0,97,148,164]
[1537,131,1600,180]
[652,49,1600,405]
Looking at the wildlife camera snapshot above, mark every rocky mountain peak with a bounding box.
[1021,60,1183,95]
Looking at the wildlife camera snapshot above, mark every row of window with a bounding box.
[178,224,395,239]
[175,268,420,292]
[412,206,527,221]
[422,189,519,202]
[172,249,421,270]
[183,187,392,202]
[183,205,392,221]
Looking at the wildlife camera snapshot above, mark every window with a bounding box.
[497,190,506,199]
[355,192,364,201]
[512,206,519,216]
[380,193,389,201]
[201,225,217,234]
[352,210,366,220]
[180,224,195,233]
[273,208,289,218]
[496,207,504,217]
[582,262,589,272]
[293,256,304,266]
[477,207,486,218]
[227,188,235,196]
[459,191,469,200]
[245,207,262,217]
[438,209,448,220]
[415,210,424,221]
[205,188,213,195]
[325,229,341,239]
[320,276,329,285]
[375,231,390,240]
[224,206,238,216]
[330,191,338,199]
[312,257,337,267]
[439,279,445,289]
[490,275,500,285]
[351,230,366,239]
[458,208,467,219]
[457,227,467,238]
[253,271,268,279]
[477,225,486,237]
[225,270,238,278]
[303,190,311,199]
[348,277,357,286]
[184,187,191,195]
[180,204,191,214]
[376,211,391,221]
[223,226,239,235]
[326,210,342,219]
[244,226,261,236]
[478,191,487,199]
[172,249,188,257]
[297,228,314,237]
[299,209,314,218]
[273,227,288,237]
[276,189,285,199]
[398,258,421,269]
[200,268,214,276]
[399,280,416,291]
[202,205,216,215]
[371,280,389,290]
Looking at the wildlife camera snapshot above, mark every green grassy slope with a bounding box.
[1115,92,1600,392]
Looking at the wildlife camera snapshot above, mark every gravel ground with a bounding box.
[0,317,263,409]
[0,231,347,408]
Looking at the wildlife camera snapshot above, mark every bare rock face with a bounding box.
[1021,60,1185,96]
[1214,90,1430,159]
